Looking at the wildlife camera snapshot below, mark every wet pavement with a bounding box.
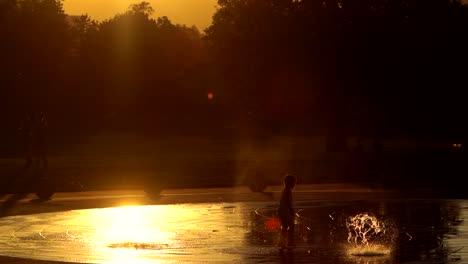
[0,185,466,263]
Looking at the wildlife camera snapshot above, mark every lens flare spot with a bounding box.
[265,217,281,231]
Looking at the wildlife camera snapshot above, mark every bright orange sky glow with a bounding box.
[63,0,218,31]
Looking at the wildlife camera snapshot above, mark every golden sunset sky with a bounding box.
[63,0,218,31]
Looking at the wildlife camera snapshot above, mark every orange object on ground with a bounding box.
[265,217,281,231]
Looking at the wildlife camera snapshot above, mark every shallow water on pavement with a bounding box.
[0,199,466,263]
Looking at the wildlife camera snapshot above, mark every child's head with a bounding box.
[283,174,297,189]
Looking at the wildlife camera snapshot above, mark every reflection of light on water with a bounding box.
[0,203,246,263]
[101,248,149,264]
[88,206,174,245]
[83,206,175,264]
[346,213,393,258]
[444,200,468,262]
[55,205,179,264]
[347,244,390,256]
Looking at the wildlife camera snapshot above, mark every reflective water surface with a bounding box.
[0,199,466,263]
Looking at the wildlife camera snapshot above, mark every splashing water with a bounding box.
[346,213,392,256]
[347,213,384,246]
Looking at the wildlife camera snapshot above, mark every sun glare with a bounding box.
[83,206,174,246]
[104,207,171,243]
[63,0,217,30]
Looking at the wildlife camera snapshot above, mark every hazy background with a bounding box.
[63,0,217,30]
[1,0,468,193]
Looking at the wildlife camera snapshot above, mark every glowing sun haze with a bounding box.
[63,0,218,31]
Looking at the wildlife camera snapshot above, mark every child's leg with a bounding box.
[286,218,295,247]
[278,217,288,248]
[287,224,295,246]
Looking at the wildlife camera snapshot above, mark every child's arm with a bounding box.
[286,191,294,216]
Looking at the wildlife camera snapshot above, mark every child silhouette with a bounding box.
[277,174,296,249]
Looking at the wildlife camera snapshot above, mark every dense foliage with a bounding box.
[1,0,467,146]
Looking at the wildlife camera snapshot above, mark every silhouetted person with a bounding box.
[32,111,48,170]
[0,111,50,216]
[1,113,33,216]
[18,112,34,168]
[277,174,296,249]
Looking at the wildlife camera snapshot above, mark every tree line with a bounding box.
[1,0,467,147]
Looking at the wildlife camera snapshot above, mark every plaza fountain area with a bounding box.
[0,196,466,263]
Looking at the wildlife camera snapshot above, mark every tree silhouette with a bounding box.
[206,0,468,146]
[68,2,205,133]
[1,0,70,115]
[129,1,154,16]
[1,1,206,139]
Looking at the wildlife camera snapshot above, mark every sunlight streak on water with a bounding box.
[0,203,247,263]
[444,200,468,262]
[86,206,175,245]
[0,200,466,263]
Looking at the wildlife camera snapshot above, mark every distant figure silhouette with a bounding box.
[0,112,45,216]
[32,111,48,170]
[277,174,296,249]
[18,112,34,168]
